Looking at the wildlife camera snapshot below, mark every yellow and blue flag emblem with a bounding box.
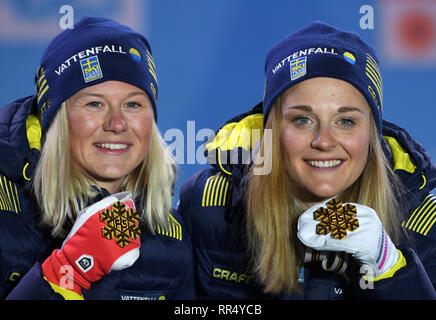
[290,56,307,80]
[80,55,103,83]
[343,51,356,64]
[129,48,141,62]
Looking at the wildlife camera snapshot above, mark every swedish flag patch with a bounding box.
[80,55,103,83]
[290,56,307,81]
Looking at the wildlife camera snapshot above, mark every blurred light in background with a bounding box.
[380,0,436,65]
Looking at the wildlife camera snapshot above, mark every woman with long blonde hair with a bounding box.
[178,21,436,299]
[4,17,195,300]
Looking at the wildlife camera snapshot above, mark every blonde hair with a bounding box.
[245,98,404,294]
[33,102,176,237]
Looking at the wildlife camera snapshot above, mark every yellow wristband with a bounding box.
[364,249,407,282]
[44,277,84,300]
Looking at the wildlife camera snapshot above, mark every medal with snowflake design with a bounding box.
[100,201,141,247]
[314,199,359,240]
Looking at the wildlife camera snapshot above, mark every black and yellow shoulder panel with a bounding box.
[156,213,183,241]
[201,172,233,207]
[402,194,436,236]
[0,175,21,214]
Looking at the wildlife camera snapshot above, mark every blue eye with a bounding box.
[338,118,355,128]
[293,116,312,127]
[126,102,141,108]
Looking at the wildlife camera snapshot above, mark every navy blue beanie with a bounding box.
[263,21,383,131]
[35,16,158,131]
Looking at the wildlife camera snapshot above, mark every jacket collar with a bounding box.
[0,95,41,183]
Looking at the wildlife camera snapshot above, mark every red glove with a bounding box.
[42,192,141,297]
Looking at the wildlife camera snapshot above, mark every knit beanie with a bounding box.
[263,21,383,131]
[35,16,158,131]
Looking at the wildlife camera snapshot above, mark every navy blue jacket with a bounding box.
[178,103,436,300]
[0,96,196,300]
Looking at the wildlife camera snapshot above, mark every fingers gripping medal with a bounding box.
[42,192,142,297]
[300,199,359,274]
[298,199,401,279]
[69,199,141,278]
[314,199,359,240]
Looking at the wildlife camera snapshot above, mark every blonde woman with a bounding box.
[178,21,436,299]
[3,17,195,300]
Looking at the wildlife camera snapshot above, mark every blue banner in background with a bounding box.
[0,0,435,202]
[0,0,144,41]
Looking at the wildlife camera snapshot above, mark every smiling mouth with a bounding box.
[94,143,129,150]
[306,160,343,168]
